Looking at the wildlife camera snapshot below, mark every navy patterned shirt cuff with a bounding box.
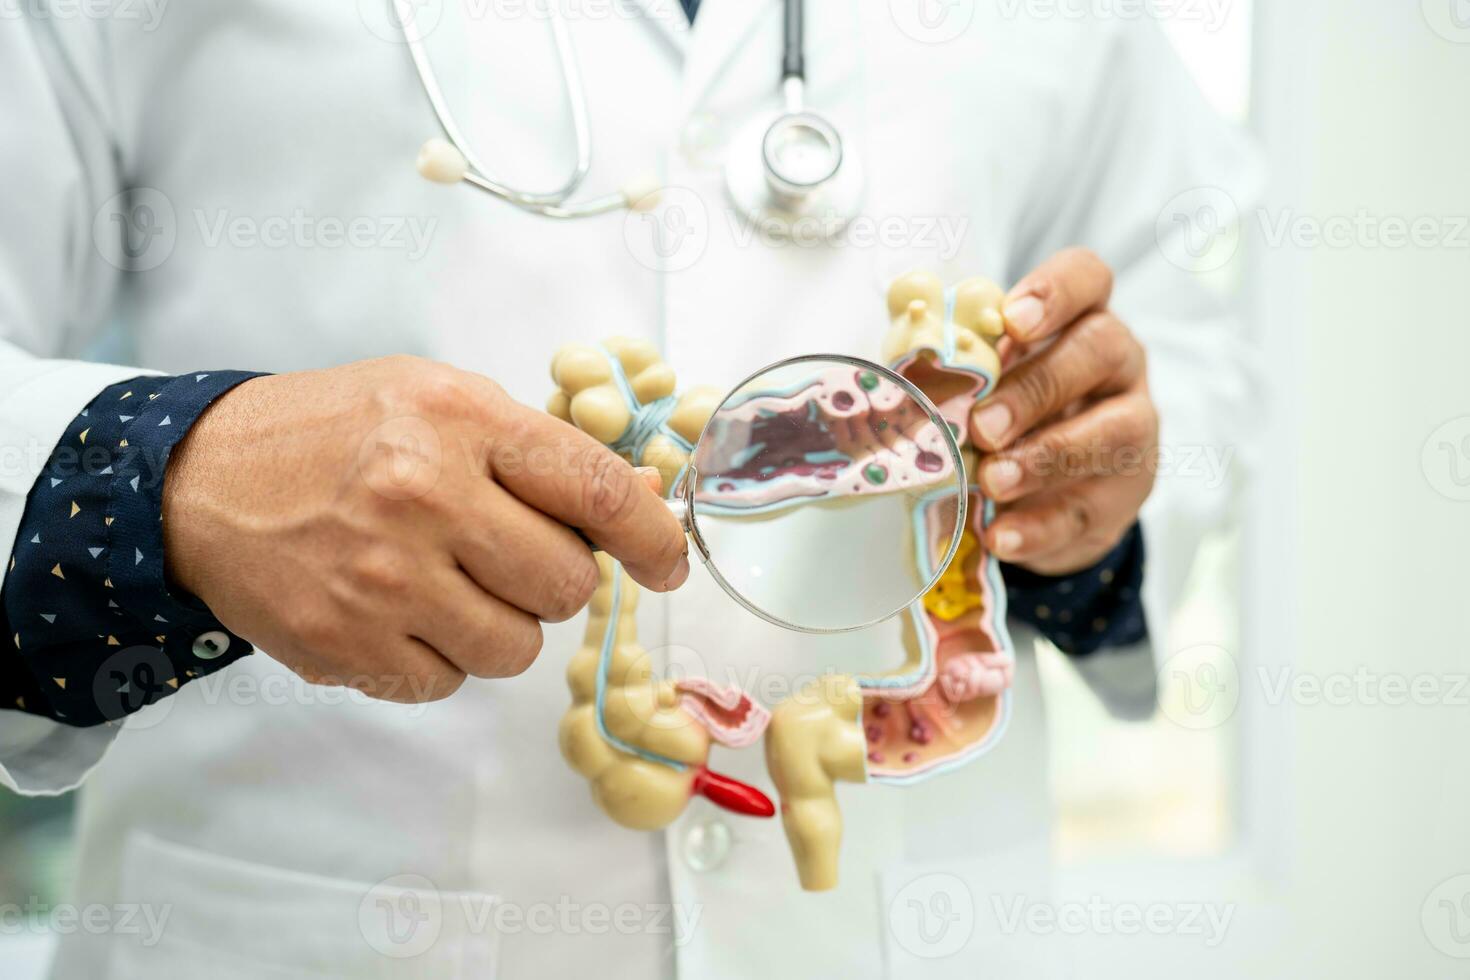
[3,371,266,727]
[1001,523,1147,657]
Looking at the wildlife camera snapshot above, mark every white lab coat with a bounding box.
[0,1,1257,977]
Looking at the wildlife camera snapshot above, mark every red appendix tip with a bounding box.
[691,767,775,818]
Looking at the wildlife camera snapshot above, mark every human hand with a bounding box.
[162,355,689,703]
[969,249,1158,576]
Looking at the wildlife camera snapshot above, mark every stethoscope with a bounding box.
[406,0,863,235]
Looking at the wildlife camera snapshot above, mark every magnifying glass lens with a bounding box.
[686,356,967,633]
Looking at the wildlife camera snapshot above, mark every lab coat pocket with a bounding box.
[877,847,1068,980]
[106,831,502,980]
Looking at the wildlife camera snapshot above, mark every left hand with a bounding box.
[969,248,1158,576]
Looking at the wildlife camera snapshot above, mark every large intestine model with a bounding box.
[551,272,1016,891]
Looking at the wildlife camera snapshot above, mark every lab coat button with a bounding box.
[682,816,732,872]
[192,630,230,660]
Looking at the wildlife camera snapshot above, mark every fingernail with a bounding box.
[663,554,690,591]
[1003,295,1045,339]
[993,529,1023,558]
[973,401,1013,446]
[635,465,663,491]
[986,459,1022,495]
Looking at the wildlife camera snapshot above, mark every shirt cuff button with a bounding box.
[192,630,230,660]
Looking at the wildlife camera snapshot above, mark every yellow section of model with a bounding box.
[559,553,710,831]
[552,340,723,831]
[763,674,869,891]
[922,529,984,622]
[549,278,1012,890]
[547,336,721,489]
[880,271,1004,381]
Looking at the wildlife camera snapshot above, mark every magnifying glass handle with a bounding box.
[576,498,691,553]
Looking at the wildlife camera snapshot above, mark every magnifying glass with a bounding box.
[664,355,967,634]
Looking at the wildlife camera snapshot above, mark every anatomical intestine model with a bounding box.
[550,272,1016,891]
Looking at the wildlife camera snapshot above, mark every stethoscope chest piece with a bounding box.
[726,108,865,240]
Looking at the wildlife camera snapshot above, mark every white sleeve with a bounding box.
[0,18,161,794]
[1006,20,1264,716]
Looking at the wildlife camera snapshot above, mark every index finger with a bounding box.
[1002,247,1114,344]
[970,311,1143,452]
[492,404,689,592]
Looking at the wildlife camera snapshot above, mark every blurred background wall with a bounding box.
[1250,0,1470,973]
[1045,0,1470,975]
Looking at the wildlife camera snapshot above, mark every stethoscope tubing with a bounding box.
[397,0,605,213]
[405,0,846,224]
[783,0,805,83]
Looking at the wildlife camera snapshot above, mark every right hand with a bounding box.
[162,355,689,704]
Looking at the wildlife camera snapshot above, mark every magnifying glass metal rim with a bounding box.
[674,353,970,636]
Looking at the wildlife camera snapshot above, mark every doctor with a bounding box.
[0,0,1255,977]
